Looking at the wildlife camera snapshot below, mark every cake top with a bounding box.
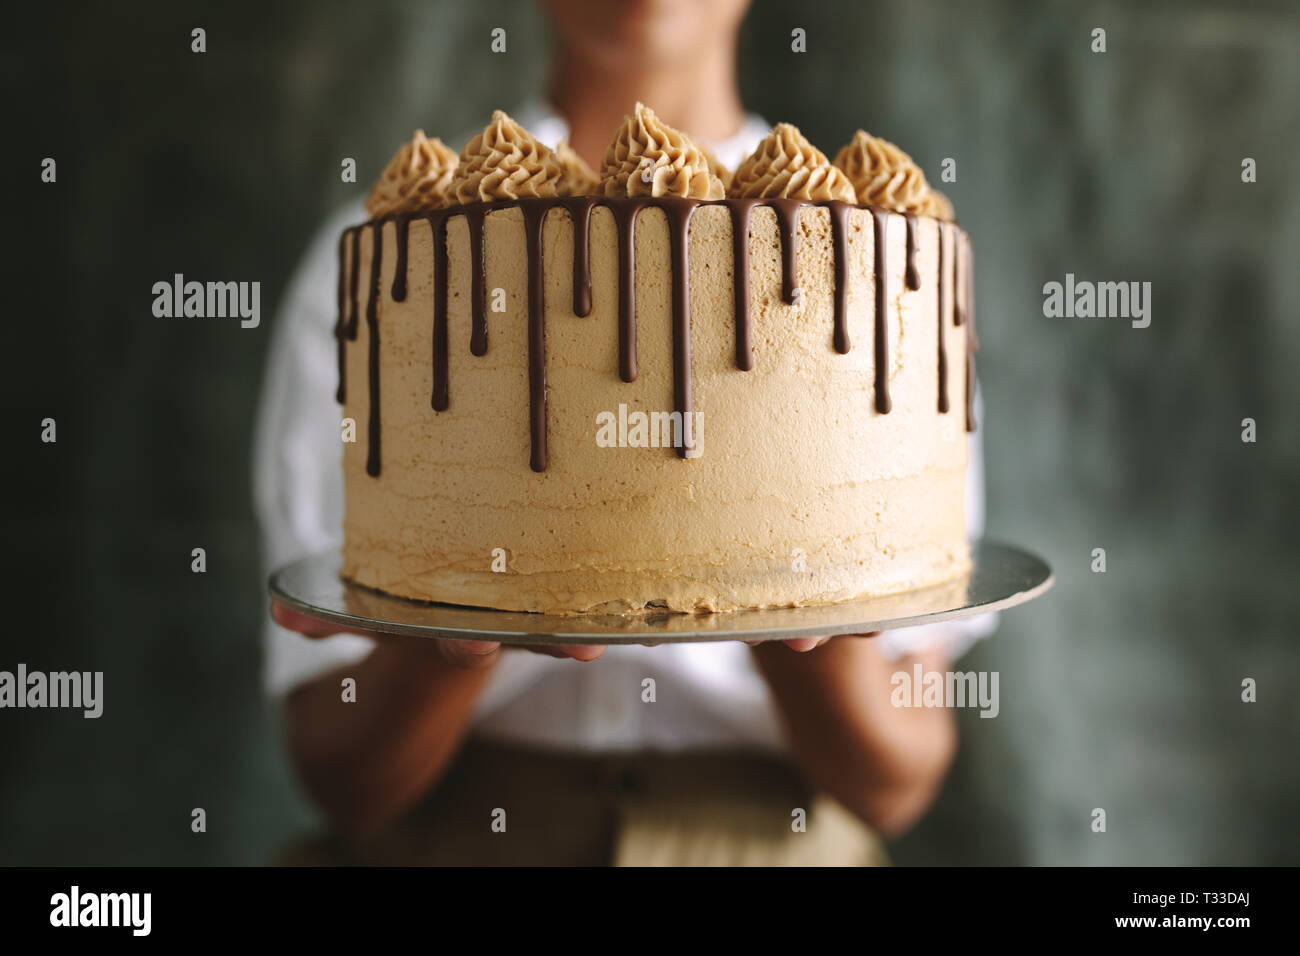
[366,108,954,219]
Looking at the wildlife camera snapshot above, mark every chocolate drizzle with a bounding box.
[521,202,551,472]
[430,213,450,412]
[904,215,921,291]
[769,199,802,305]
[364,223,383,477]
[611,201,642,383]
[665,201,699,458]
[335,227,362,403]
[953,225,965,328]
[730,202,754,370]
[562,197,596,318]
[936,222,950,415]
[334,231,350,403]
[963,237,978,432]
[827,201,852,354]
[733,198,851,359]
[348,226,361,334]
[466,207,488,356]
[391,216,409,302]
[871,210,891,414]
[333,197,976,475]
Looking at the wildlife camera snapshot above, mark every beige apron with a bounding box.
[278,738,889,866]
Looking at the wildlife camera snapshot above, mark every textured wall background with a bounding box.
[2,0,1296,864]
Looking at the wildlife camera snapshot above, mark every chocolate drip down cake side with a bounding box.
[335,105,979,616]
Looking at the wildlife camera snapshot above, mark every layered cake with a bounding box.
[335,105,978,614]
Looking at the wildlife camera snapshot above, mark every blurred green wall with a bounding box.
[2,0,1296,864]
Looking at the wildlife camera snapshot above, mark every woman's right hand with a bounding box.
[270,599,605,665]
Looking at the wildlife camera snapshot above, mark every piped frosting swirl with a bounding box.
[729,123,856,203]
[601,102,725,200]
[833,130,935,215]
[370,113,957,217]
[366,130,458,218]
[453,110,566,203]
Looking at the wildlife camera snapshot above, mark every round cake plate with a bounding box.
[268,540,1052,646]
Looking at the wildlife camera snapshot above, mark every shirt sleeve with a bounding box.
[254,201,376,695]
[874,385,998,662]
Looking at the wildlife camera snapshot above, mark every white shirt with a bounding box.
[254,104,996,752]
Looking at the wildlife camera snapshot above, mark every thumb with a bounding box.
[271,600,365,639]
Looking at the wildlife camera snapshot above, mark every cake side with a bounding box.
[338,202,973,614]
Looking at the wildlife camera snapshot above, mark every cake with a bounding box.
[334,105,978,615]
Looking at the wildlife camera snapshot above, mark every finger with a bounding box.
[437,639,503,668]
[521,644,607,661]
[782,635,834,652]
[271,600,359,639]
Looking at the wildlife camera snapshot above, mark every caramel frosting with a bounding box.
[337,107,978,613]
[366,130,458,218]
[337,204,974,613]
[601,102,725,200]
[554,140,601,196]
[833,129,936,215]
[729,123,856,203]
[453,110,566,203]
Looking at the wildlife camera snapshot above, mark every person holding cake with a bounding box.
[256,0,992,865]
